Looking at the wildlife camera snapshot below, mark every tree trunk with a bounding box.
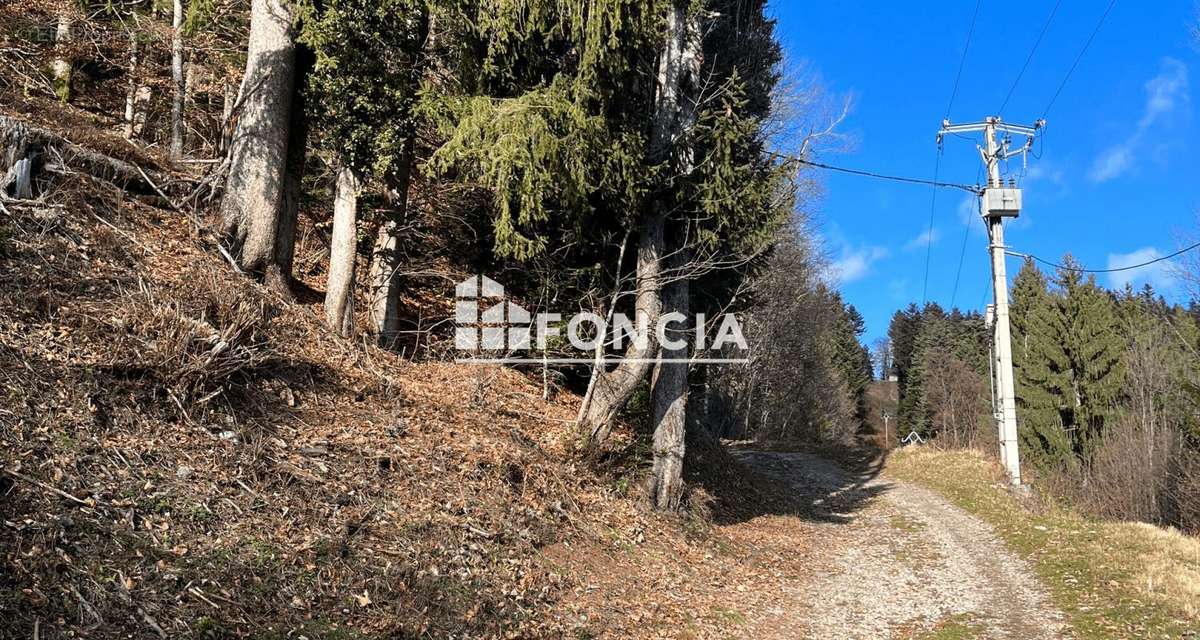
[577,213,665,442]
[325,166,360,337]
[2,158,33,199]
[51,11,73,103]
[132,84,152,138]
[367,136,415,346]
[576,0,700,445]
[272,44,314,291]
[170,0,187,158]
[220,0,297,287]
[123,32,140,140]
[648,253,690,511]
[0,115,167,195]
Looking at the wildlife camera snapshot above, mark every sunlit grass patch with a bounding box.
[888,447,1198,639]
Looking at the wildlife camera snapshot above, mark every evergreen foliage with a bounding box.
[1052,259,1126,455]
[888,303,989,440]
[302,0,430,180]
[422,0,664,261]
[1010,258,1075,465]
[1009,256,1126,460]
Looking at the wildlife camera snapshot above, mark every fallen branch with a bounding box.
[215,240,244,275]
[2,467,97,507]
[0,115,171,196]
[134,163,180,210]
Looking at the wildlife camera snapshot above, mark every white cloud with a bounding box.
[1106,247,1176,291]
[830,245,889,284]
[904,227,941,251]
[956,194,988,237]
[1141,58,1189,128]
[1090,58,1189,183]
[1025,164,1064,187]
[1021,163,1069,204]
[1090,146,1135,183]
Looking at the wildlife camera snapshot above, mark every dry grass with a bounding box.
[1111,522,1200,619]
[104,276,275,402]
[888,447,1200,638]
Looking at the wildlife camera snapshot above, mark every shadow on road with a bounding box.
[687,440,894,526]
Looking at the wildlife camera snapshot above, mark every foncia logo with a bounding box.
[454,275,749,365]
[455,275,531,352]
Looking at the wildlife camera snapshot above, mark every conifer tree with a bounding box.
[829,301,871,416]
[303,0,433,339]
[1054,258,1126,455]
[1010,258,1074,464]
[888,303,921,389]
[897,303,949,435]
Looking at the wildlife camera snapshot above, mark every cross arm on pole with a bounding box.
[937,117,1045,147]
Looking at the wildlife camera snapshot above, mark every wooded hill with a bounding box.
[0,0,875,636]
[885,260,1200,533]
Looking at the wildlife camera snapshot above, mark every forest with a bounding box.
[3,0,1199,636]
[0,0,882,635]
[2,0,872,503]
[886,257,1200,532]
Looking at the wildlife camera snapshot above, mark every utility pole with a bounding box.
[939,116,1043,486]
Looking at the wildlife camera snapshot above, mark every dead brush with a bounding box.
[108,275,275,404]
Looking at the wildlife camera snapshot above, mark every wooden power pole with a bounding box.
[938,116,1043,486]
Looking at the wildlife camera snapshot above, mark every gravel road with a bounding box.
[731,450,1068,639]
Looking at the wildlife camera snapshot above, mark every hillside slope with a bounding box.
[0,108,823,639]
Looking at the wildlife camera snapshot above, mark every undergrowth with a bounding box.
[0,128,805,638]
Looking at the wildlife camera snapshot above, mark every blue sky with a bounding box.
[768,1,1199,344]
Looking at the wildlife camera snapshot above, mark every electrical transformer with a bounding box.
[983,187,1022,218]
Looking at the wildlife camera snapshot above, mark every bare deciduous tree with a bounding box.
[871,336,892,380]
[220,0,301,291]
[708,229,860,444]
[170,0,187,158]
[923,347,987,449]
[325,166,361,338]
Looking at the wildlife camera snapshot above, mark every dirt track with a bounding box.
[731,450,1067,639]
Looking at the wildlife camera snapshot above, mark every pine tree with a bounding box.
[823,298,871,423]
[1055,257,1125,456]
[1010,258,1074,465]
[888,303,921,386]
[899,303,949,436]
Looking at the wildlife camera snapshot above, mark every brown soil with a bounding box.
[0,108,826,639]
[732,449,1069,639]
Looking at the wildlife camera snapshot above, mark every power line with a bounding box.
[926,0,983,304]
[1006,241,1200,273]
[945,0,984,120]
[921,154,943,304]
[997,0,1062,115]
[1042,0,1118,118]
[949,169,985,308]
[773,154,981,194]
